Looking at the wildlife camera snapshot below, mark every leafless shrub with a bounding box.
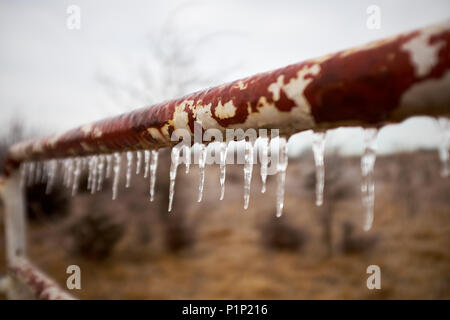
[260,215,308,252]
[26,182,70,222]
[339,221,379,254]
[67,211,125,260]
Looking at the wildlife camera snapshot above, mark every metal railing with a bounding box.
[1,20,449,299]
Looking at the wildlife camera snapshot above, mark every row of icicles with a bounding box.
[18,120,450,232]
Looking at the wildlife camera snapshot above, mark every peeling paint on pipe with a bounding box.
[3,20,450,175]
[8,258,75,300]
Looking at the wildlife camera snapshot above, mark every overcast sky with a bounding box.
[0,0,449,155]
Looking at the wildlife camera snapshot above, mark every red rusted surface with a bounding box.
[3,20,450,175]
[9,258,75,300]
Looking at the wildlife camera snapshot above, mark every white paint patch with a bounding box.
[402,23,449,77]
[283,64,321,107]
[268,75,284,101]
[81,123,93,135]
[171,100,193,132]
[229,64,320,132]
[92,127,102,138]
[214,100,236,119]
[147,127,167,143]
[194,102,224,130]
[232,80,248,90]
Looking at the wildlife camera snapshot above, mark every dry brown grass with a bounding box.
[1,150,449,299]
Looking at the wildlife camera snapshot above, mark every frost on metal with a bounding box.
[3,20,450,175]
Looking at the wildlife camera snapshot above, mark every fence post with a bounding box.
[1,172,75,299]
[1,171,26,264]
[0,171,28,299]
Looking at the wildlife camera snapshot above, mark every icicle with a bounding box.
[62,160,68,187]
[243,140,254,210]
[19,163,27,190]
[112,153,121,200]
[125,151,133,188]
[184,145,191,174]
[66,159,74,189]
[96,155,105,191]
[135,150,142,175]
[149,150,159,202]
[40,161,48,184]
[63,159,69,187]
[361,128,378,231]
[437,117,450,178]
[87,156,93,191]
[197,143,207,203]
[258,137,269,193]
[34,161,42,185]
[219,142,228,200]
[90,156,98,194]
[45,160,58,194]
[144,150,150,178]
[276,137,288,217]
[312,132,326,206]
[72,158,82,196]
[27,161,35,186]
[105,154,113,179]
[168,145,182,212]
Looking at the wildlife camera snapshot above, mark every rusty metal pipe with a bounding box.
[7,257,75,300]
[3,20,450,175]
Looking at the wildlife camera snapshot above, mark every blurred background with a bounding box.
[0,0,450,299]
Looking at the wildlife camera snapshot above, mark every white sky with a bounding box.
[0,0,449,155]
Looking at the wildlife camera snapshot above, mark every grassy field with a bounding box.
[1,150,449,299]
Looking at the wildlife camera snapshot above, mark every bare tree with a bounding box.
[95,8,236,252]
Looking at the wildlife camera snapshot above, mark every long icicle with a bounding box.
[276,137,288,217]
[437,117,450,178]
[72,157,82,196]
[105,154,113,179]
[67,159,74,189]
[361,128,378,231]
[258,137,269,193]
[90,156,98,194]
[184,145,191,174]
[45,160,57,194]
[149,150,159,202]
[219,141,228,200]
[27,161,35,187]
[96,155,105,191]
[312,132,326,206]
[19,163,27,190]
[125,151,133,188]
[136,150,142,175]
[87,156,93,191]
[144,150,150,178]
[63,159,68,188]
[243,140,254,210]
[34,161,42,186]
[112,152,121,200]
[168,144,182,212]
[40,161,48,184]
[197,143,207,202]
